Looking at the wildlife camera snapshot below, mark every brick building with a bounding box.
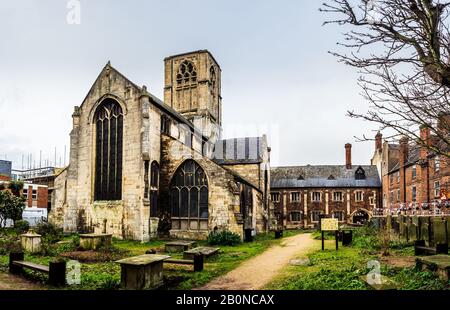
[50,50,272,241]
[0,180,48,209]
[22,183,49,209]
[13,167,65,212]
[271,144,381,229]
[371,123,450,215]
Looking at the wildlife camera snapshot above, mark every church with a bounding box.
[49,50,272,242]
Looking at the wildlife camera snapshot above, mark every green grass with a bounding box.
[266,242,370,290]
[0,230,304,290]
[267,227,449,290]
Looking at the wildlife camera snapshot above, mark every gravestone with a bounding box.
[386,215,392,232]
[399,218,408,241]
[183,247,219,260]
[416,255,450,281]
[20,230,42,253]
[79,233,112,250]
[408,222,418,242]
[432,217,448,246]
[446,216,450,245]
[149,218,159,239]
[165,241,197,253]
[419,217,430,244]
[116,254,170,290]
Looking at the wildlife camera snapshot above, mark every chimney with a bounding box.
[345,143,352,169]
[399,136,409,166]
[375,132,382,151]
[419,125,431,160]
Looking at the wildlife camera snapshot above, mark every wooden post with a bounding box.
[9,252,24,274]
[335,231,339,251]
[321,231,325,251]
[49,261,66,287]
[193,254,204,272]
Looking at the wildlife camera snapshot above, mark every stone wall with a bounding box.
[159,134,252,240]
[51,64,149,240]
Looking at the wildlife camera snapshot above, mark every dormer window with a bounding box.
[355,166,366,180]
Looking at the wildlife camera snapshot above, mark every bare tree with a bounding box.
[321,0,450,157]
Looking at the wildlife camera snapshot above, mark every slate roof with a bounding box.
[212,137,264,165]
[271,165,381,188]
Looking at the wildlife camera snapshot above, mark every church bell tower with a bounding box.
[164,50,222,142]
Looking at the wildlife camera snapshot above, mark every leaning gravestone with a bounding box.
[408,221,418,242]
[419,217,430,244]
[446,216,450,245]
[399,217,408,241]
[432,217,448,246]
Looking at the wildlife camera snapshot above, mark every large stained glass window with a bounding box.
[170,160,208,231]
[94,99,123,201]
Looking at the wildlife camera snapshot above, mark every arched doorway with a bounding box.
[352,209,369,225]
[170,160,208,231]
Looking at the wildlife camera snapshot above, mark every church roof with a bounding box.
[212,137,265,165]
[271,165,381,188]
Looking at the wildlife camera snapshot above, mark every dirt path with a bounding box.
[0,272,45,290]
[199,233,317,290]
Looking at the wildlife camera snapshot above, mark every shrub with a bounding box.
[0,235,21,255]
[351,226,381,251]
[35,221,63,244]
[207,230,241,246]
[14,220,30,233]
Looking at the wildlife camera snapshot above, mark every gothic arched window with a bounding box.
[176,60,197,86]
[94,98,123,201]
[210,66,216,96]
[150,161,159,217]
[170,160,208,231]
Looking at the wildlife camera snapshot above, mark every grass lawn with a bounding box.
[266,228,450,290]
[0,229,304,290]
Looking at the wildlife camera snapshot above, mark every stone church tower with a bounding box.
[163,50,222,142]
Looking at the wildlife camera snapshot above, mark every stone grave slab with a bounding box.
[416,255,450,281]
[165,241,197,253]
[79,233,112,251]
[116,254,170,290]
[183,247,220,260]
[360,275,398,290]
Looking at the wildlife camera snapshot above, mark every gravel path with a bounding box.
[199,233,317,290]
[0,272,45,290]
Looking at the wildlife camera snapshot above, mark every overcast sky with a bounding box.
[0,0,379,169]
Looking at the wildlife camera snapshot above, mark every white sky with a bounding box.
[0,0,379,169]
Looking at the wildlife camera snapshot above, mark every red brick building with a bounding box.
[0,181,48,209]
[271,144,381,229]
[372,124,450,215]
